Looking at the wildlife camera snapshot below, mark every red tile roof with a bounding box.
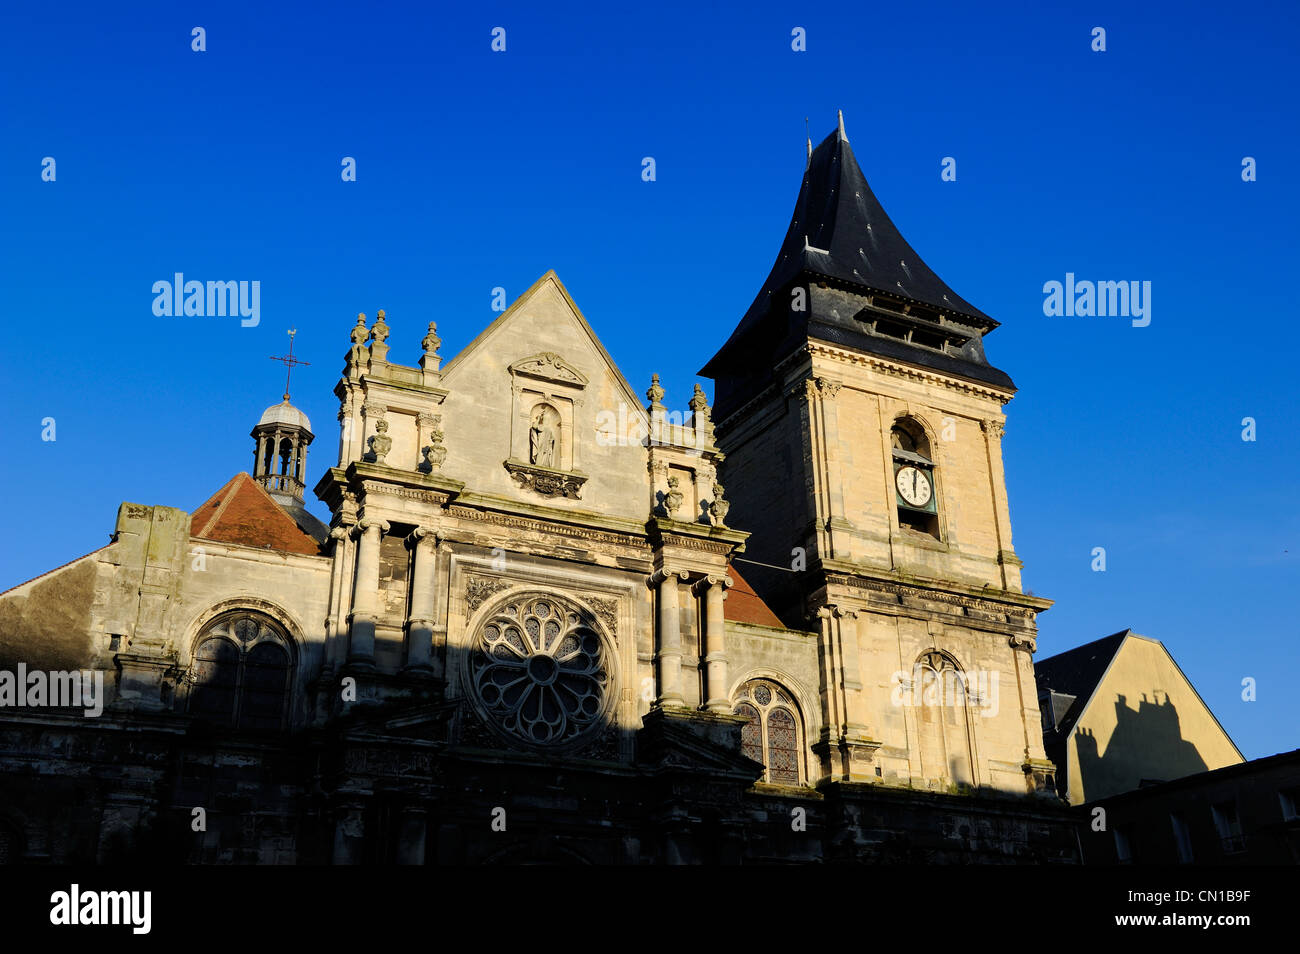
[725,565,785,628]
[191,473,322,556]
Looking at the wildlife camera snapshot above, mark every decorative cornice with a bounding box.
[715,342,1013,436]
[447,505,651,552]
[359,481,447,504]
[826,573,1040,621]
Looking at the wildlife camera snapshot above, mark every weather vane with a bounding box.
[269,329,310,402]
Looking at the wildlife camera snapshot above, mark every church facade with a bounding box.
[0,117,1077,864]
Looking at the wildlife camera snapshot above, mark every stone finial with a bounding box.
[709,482,730,527]
[419,413,446,473]
[664,475,684,516]
[646,373,665,408]
[420,321,443,378]
[422,321,441,356]
[367,309,391,366]
[690,383,709,414]
[348,313,369,370]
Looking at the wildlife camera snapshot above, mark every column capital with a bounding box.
[353,517,389,539]
[981,418,1006,440]
[404,526,437,549]
[648,568,691,587]
[691,574,733,595]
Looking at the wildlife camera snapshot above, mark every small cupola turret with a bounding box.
[253,330,314,504]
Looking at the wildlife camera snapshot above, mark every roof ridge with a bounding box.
[0,545,110,598]
[190,473,243,538]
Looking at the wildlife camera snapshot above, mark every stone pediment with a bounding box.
[509,352,589,389]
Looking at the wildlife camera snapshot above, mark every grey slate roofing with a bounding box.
[1034,629,1131,791]
[701,117,1013,397]
[1035,629,1130,741]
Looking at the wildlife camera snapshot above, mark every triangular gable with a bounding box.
[1035,629,1130,739]
[191,473,322,556]
[440,270,648,424]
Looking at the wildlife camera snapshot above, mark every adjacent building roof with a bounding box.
[701,116,1013,396]
[191,472,325,556]
[724,565,785,629]
[1035,629,1131,741]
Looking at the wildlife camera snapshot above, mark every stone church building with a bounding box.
[0,116,1076,864]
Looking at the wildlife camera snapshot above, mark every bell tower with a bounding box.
[253,330,314,506]
[701,113,1057,795]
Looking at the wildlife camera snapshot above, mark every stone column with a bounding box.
[254,434,267,477]
[653,569,686,707]
[396,806,428,865]
[332,802,366,865]
[698,575,730,711]
[348,517,389,667]
[404,527,436,673]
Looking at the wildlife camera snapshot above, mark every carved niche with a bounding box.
[504,352,589,499]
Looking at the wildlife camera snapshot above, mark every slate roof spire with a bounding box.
[702,114,1011,402]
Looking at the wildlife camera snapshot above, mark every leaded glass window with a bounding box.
[732,679,803,786]
[189,612,293,730]
[468,593,613,747]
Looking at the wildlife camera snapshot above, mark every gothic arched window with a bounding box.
[733,679,803,786]
[189,612,293,730]
[891,418,940,538]
[914,650,974,786]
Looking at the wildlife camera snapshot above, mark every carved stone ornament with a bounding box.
[368,418,392,464]
[466,577,511,612]
[663,475,684,516]
[420,413,446,473]
[585,596,618,635]
[348,314,368,365]
[508,352,588,388]
[981,419,1006,440]
[708,482,730,526]
[646,373,665,407]
[368,309,390,344]
[504,460,587,499]
[422,321,441,357]
[690,383,710,415]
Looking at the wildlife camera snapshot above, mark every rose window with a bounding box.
[469,594,611,746]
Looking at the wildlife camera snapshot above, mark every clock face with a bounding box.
[895,465,933,508]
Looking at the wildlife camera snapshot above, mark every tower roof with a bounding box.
[257,399,312,433]
[702,116,1012,395]
[191,472,326,554]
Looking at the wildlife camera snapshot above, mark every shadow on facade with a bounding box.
[1075,693,1207,802]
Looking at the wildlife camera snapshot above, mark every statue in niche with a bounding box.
[529,404,560,469]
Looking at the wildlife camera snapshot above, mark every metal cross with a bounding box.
[269,329,310,402]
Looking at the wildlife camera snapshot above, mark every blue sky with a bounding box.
[1,1,1296,758]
